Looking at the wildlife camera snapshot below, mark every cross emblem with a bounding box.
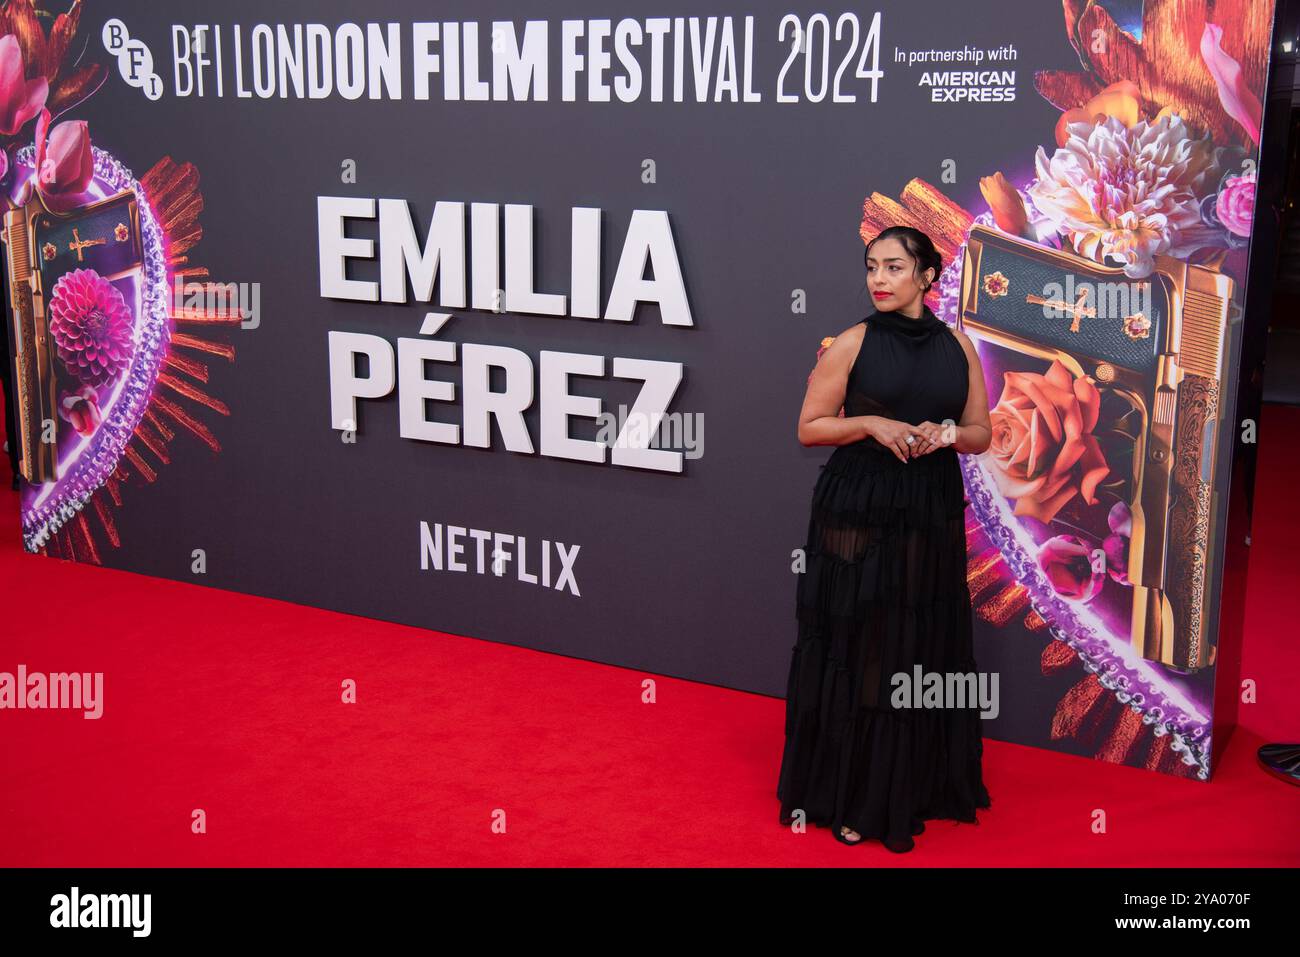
[68,228,106,263]
[1025,288,1096,333]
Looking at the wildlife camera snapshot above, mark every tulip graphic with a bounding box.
[0,34,48,136]
[34,107,93,210]
[979,171,1030,240]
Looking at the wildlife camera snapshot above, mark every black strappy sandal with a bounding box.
[835,825,865,845]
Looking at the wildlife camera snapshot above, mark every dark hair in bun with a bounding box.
[863,226,943,292]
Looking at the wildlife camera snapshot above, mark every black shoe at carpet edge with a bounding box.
[1258,743,1300,786]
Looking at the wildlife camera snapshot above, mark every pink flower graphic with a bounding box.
[1216,169,1256,238]
[1102,501,1132,585]
[58,384,103,437]
[33,107,93,210]
[1028,114,1224,279]
[48,268,133,387]
[1200,22,1262,147]
[0,33,47,136]
[1037,534,1105,602]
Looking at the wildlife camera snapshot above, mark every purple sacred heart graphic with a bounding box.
[11,145,172,552]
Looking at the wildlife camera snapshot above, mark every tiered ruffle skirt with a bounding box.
[777,442,992,852]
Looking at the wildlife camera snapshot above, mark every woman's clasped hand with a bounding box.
[863,415,956,462]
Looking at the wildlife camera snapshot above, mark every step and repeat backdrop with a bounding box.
[3,0,1280,778]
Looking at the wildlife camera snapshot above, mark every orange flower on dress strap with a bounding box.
[808,336,845,417]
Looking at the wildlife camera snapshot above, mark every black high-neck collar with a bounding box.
[866,302,946,339]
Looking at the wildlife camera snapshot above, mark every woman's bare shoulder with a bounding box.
[949,327,979,356]
[829,320,867,349]
[808,322,866,380]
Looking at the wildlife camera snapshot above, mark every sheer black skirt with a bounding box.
[777,442,991,852]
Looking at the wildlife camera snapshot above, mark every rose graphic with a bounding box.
[982,359,1110,524]
[1037,534,1105,602]
[48,268,133,388]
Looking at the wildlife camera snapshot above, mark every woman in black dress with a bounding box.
[777,226,993,852]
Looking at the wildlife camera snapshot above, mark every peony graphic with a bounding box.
[47,267,133,388]
[982,359,1110,525]
[1028,112,1226,279]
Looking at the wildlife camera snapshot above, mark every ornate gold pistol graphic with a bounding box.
[3,188,143,484]
[959,225,1233,673]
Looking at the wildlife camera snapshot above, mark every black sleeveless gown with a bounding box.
[777,303,992,852]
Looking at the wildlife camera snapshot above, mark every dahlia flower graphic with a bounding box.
[1028,113,1226,278]
[47,267,133,387]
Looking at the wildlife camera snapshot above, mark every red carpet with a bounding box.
[2,409,1298,867]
